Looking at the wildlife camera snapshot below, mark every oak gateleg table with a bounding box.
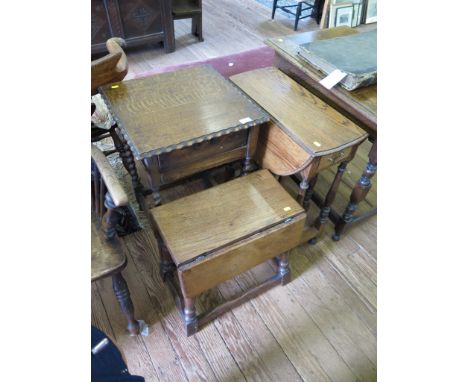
[265,26,377,240]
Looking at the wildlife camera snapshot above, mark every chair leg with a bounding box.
[112,272,140,336]
[272,0,278,19]
[192,14,203,42]
[294,2,303,31]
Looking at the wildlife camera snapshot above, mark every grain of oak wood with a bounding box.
[231,67,368,156]
[151,169,304,265]
[99,65,269,160]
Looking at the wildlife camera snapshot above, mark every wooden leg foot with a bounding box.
[308,237,317,245]
[332,232,341,241]
[242,158,256,175]
[112,272,140,336]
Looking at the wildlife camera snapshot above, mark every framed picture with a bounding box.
[335,5,354,27]
[364,0,377,23]
[328,1,362,28]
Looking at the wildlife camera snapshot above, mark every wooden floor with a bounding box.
[92,2,377,381]
[124,0,321,78]
[92,143,377,382]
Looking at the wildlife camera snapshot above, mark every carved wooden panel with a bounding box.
[118,0,163,38]
[91,0,173,54]
[91,0,112,46]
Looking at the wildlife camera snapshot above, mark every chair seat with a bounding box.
[150,169,304,267]
[172,0,201,16]
[91,221,126,282]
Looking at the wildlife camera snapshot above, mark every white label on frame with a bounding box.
[319,69,347,90]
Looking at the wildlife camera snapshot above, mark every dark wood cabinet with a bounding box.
[92,0,175,55]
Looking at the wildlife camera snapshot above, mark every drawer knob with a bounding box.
[328,152,345,163]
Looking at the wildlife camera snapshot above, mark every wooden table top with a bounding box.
[231,67,367,157]
[150,169,304,266]
[266,26,377,133]
[99,65,269,160]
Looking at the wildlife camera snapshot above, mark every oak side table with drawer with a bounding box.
[99,64,269,209]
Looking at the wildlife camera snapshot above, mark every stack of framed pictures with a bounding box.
[327,0,376,28]
[364,0,377,23]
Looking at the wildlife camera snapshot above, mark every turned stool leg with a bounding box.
[112,272,139,336]
[313,161,349,232]
[333,141,377,241]
[183,297,198,336]
[278,252,291,285]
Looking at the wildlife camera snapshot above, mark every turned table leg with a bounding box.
[297,178,310,206]
[303,174,318,211]
[183,297,198,336]
[112,272,140,336]
[110,127,145,208]
[313,160,349,233]
[242,125,260,175]
[142,157,162,207]
[333,140,377,241]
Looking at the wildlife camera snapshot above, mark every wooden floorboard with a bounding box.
[124,0,320,79]
[92,2,377,380]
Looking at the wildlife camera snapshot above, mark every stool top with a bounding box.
[150,170,304,266]
[99,65,269,160]
[230,67,368,156]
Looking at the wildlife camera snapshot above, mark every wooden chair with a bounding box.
[272,0,324,30]
[91,37,128,95]
[91,144,140,336]
[171,0,203,42]
[91,38,128,146]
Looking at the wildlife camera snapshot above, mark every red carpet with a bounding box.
[134,46,275,79]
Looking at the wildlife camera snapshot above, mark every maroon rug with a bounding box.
[134,45,275,79]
